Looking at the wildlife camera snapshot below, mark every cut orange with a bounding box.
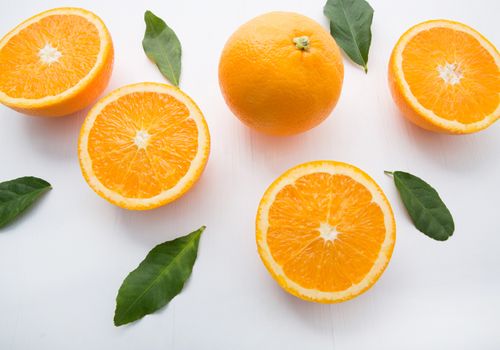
[389,20,499,134]
[256,161,395,303]
[78,83,210,210]
[0,7,113,117]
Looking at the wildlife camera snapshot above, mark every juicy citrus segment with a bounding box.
[0,8,113,116]
[78,83,210,210]
[389,20,500,133]
[256,161,395,303]
[87,92,198,198]
[0,15,100,98]
[401,27,499,123]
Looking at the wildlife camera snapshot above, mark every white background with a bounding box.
[0,0,499,349]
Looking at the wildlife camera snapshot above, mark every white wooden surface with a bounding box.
[0,0,499,349]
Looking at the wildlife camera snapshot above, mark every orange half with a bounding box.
[78,83,210,210]
[389,20,499,133]
[0,7,113,116]
[256,161,395,303]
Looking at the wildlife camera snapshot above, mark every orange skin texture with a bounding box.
[219,12,344,136]
[0,8,114,117]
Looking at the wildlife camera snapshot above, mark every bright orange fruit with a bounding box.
[219,12,344,136]
[78,83,210,210]
[256,161,395,303]
[0,7,113,117]
[389,20,499,134]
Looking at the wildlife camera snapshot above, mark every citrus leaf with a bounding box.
[114,226,205,326]
[386,171,454,241]
[0,176,51,229]
[324,0,374,72]
[142,10,182,86]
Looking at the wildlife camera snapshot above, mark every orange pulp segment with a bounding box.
[389,20,499,133]
[256,161,395,303]
[0,7,113,116]
[78,83,210,210]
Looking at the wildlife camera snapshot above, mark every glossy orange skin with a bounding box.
[219,12,344,136]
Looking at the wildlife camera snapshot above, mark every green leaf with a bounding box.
[114,226,205,326]
[324,0,374,72]
[142,10,182,86]
[385,171,454,241]
[0,176,51,229]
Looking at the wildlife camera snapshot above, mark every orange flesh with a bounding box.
[0,14,100,99]
[402,27,499,123]
[87,92,198,199]
[267,173,385,292]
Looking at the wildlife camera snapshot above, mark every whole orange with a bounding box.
[219,12,344,136]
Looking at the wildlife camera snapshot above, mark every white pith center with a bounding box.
[437,62,463,85]
[38,43,62,64]
[318,222,339,242]
[133,130,150,149]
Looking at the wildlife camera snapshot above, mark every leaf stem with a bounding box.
[384,170,394,176]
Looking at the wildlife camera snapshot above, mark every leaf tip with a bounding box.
[144,10,159,24]
[113,309,131,327]
[432,234,452,242]
[113,319,125,327]
[113,313,121,327]
[384,171,394,176]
